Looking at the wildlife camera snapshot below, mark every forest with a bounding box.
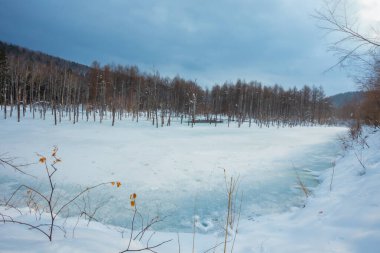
[0,41,338,127]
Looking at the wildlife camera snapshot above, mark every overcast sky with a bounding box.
[1,0,376,95]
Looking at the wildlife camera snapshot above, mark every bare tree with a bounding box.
[314,0,380,71]
[315,0,380,127]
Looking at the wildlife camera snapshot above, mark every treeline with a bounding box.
[0,41,333,127]
[357,60,380,127]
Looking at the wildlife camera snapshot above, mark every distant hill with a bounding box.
[0,40,90,75]
[328,91,364,108]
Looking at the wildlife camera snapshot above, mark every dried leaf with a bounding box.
[130,193,137,201]
[52,147,58,157]
[39,156,46,164]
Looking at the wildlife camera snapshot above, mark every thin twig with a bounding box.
[293,165,310,198]
[230,192,243,253]
[0,156,36,178]
[330,161,336,191]
[54,182,110,217]
[177,233,181,253]
[203,240,230,253]
[119,239,172,253]
[354,151,367,175]
[0,218,50,240]
[127,207,137,251]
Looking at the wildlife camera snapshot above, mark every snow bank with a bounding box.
[232,127,380,253]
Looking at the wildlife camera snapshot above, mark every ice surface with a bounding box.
[0,115,347,233]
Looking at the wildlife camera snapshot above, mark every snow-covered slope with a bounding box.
[233,127,380,253]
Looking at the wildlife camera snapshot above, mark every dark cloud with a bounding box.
[0,0,355,95]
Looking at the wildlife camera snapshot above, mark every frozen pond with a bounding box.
[0,116,346,233]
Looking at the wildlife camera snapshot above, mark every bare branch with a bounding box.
[127,207,138,251]
[5,184,49,206]
[133,215,165,241]
[54,182,110,217]
[119,239,173,253]
[203,241,227,253]
[0,217,50,240]
[354,151,367,175]
[0,155,36,178]
[314,0,380,73]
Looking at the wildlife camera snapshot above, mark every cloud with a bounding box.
[0,0,356,95]
[358,0,380,22]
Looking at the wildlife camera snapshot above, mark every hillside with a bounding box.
[0,41,89,75]
[328,91,364,108]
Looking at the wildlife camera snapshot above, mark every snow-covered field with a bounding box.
[1,114,379,252]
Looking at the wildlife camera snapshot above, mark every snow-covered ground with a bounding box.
[1,114,379,252]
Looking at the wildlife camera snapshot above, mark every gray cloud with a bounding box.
[0,0,356,95]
